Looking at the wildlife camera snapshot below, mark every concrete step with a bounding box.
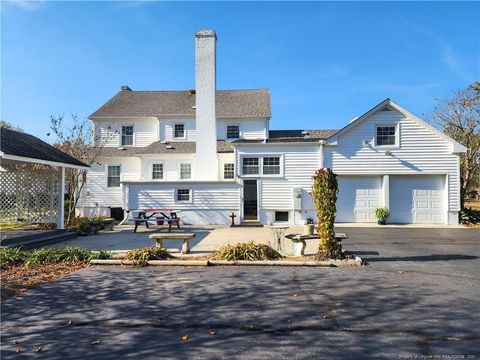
[1,230,78,249]
[237,220,264,228]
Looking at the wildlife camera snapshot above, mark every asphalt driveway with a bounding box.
[1,227,479,359]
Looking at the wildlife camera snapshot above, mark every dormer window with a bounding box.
[121,125,134,146]
[227,125,240,139]
[376,125,397,146]
[174,123,185,138]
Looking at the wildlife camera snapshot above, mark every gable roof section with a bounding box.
[89,89,271,119]
[326,98,467,153]
[0,127,88,168]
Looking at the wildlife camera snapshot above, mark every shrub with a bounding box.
[375,208,390,220]
[311,168,342,259]
[460,207,480,225]
[125,247,172,265]
[213,242,282,261]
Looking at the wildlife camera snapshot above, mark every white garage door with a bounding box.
[390,175,445,224]
[336,176,382,222]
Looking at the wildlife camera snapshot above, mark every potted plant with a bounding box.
[78,219,91,236]
[375,208,390,225]
[303,218,315,236]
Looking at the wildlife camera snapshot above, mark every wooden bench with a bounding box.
[149,233,195,254]
[133,217,181,233]
[285,232,348,256]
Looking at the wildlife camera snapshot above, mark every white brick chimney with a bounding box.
[194,29,218,181]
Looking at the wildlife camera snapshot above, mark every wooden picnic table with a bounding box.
[133,209,181,233]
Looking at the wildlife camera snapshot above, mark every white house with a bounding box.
[78,29,466,225]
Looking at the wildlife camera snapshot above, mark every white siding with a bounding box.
[324,109,461,212]
[127,183,240,225]
[78,157,141,211]
[140,155,196,181]
[160,119,196,141]
[94,118,159,147]
[236,145,321,224]
[217,118,267,140]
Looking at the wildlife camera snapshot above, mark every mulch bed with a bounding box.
[1,262,88,301]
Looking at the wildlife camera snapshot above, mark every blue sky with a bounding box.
[1,1,479,142]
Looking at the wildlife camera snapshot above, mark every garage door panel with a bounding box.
[337,176,382,223]
[390,176,444,224]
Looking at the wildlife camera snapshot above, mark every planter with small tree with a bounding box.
[375,208,390,225]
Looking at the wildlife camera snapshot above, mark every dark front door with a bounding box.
[243,180,258,220]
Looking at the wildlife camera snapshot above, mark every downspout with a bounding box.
[319,140,325,168]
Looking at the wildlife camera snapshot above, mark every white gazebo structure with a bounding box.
[0,127,88,230]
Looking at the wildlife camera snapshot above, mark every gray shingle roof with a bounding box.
[232,129,339,144]
[89,89,271,119]
[0,127,88,168]
[95,141,233,157]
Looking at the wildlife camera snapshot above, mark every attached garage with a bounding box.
[389,175,445,224]
[336,176,382,222]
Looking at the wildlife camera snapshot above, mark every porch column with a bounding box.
[382,175,390,209]
[57,166,65,230]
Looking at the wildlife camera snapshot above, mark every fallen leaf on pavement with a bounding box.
[15,348,21,353]
[182,335,189,341]
[10,340,19,345]
[67,320,74,325]
[323,315,328,319]
[91,340,101,345]
[208,331,216,336]
[34,347,43,353]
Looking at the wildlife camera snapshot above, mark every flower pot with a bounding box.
[377,219,387,225]
[89,221,101,235]
[303,224,315,236]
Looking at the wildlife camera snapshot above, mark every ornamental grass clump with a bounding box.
[124,247,172,266]
[311,168,343,259]
[213,242,282,261]
[0,247,112,267]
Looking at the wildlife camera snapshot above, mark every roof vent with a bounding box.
[381,106,392,111]
[121,85,132,91]
[188,89,196,95]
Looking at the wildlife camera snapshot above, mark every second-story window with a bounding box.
[376,126,396,146]
[242,158,259,175]
[227,125,240,139]
[180,163,191,180]
[152,164,164,180]
[107,165,121,187]
[174,123,185,138]
[121,125,134,146]
[263,157,280,175]
[224,163,234,179]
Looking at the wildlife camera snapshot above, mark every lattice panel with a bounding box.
[0,169,61,223]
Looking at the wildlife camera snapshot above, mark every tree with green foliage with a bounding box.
[431,82,480,209]
[311,168,342,259]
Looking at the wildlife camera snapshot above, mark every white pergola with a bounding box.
[0,133,89,229]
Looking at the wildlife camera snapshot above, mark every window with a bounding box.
[174,123,185,138]
[263,157,280,175]
[152,163,164,180]
[107,165,121,187]
[227,125,240,139]
[224,163,234,179]
[242,158,259,175]
[376,126,396,146]
[177,189,190,202]
[180,163,191,180]
[275,211,289,222]
[121,125,134,146]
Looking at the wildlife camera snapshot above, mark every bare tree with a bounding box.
[50,114,115,225]
[431,82,480,209]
